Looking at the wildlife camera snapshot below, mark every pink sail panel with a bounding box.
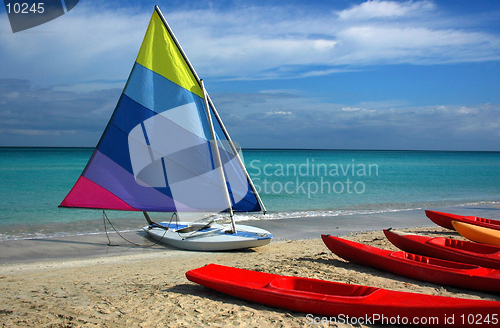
[60,176,139,211]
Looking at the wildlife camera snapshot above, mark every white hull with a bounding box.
[142,221,272,251]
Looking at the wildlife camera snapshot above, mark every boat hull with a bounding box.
[143,221,272,251]
[425,210,500,231]
[186,264,499,328]
[321,234,500,292]
[384,229,500,269]
[452,221,500,247]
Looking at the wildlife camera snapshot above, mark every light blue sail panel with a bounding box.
[124,63,210,138]
[209,105,261,212]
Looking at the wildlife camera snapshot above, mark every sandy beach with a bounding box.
[1,207,499,327]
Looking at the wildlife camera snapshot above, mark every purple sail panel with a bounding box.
[83,150,193,212]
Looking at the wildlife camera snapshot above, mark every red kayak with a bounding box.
[321,234,500,292]
[384,229,500,269]
[425,210,500,231]
[187,264,499,327]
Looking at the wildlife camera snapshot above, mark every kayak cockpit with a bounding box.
[268,277,380,297]
[465,216,497,225]
[429,237,500,255]
[391,251,494,272]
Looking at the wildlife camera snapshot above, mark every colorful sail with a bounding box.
[60,8,262,213]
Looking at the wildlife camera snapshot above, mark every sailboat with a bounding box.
[59,6,272,251]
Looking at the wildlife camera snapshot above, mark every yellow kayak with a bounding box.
[452,220,500,246]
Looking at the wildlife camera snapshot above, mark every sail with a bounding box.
[60,8,262,213]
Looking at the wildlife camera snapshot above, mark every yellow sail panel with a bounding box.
[136,10,203,98]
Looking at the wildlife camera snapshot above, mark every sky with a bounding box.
[1,0,500,150]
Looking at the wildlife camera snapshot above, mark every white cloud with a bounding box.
[266,111,292,116]
[212,92,500,150]
[169,2,500,79]
[337,0,435,20]
[0,79,120,146]
[1,1,499,86]
[1,1,499,149]
[0,4,149,87]
[1,78,499,150]
[335,25,500,65]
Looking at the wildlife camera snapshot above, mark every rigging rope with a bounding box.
[102,210,168,247]
[102,210,216,245]
[177,217,217,240]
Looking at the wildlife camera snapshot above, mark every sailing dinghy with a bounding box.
[59,6,272,251]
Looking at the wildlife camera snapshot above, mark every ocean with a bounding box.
[1,147,499,241]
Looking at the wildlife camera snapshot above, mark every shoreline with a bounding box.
[1,203,499,266]
[1,224,499,327]
[1,200,498,241]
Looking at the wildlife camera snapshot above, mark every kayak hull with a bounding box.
[321,234,500,292]
[453,221,500,247]
[425,210,500,231]
[186,264,499,328]
[384,229,500,269]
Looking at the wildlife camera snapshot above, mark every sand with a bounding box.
[1,224,499,328]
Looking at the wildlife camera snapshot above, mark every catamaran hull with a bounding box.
[186,264,499,328]
[143,222,272,251]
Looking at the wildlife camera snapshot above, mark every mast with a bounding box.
[201,80,236,233]
[205,94,267,214]
[154,5,266,214]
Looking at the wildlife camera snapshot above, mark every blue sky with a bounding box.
[1,0,500,150]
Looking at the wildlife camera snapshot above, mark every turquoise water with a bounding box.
[244,149,500,215]
[0,147,499,240]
